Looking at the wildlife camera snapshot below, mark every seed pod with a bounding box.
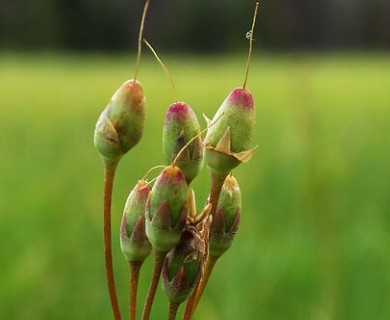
[163,102,203,184]
[120,180,152,262]
[204,87,257,176]
[162,229,202,304]
[145,166,189,253]
[94,80,146,163]
[209,175,241,258]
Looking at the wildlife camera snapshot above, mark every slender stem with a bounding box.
[141,250,167,320]
[134,0,151,80]
[182,257,218,320]
[209,172,228,218]
[192,256,218,313]
[143,39,178,102]
[168,302,180,320]
[182,172,225,320]
[182,282,197,320]
[129,261,143,320]
[243,1,260,89]
[103,161,122,320]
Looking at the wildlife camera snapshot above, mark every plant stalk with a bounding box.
[129,261,143,320]
[168,302,180,320]
[182,172,225,320]
[209,172,227,218]
[141,250,167,320]
[182,256,218,320]
[192,256,218,313]
[103,161,122,320]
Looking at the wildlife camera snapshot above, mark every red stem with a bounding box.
[209,172,227,218]
[192,256,218,313]
[129,261,143,320]
[141,250,167,320]
[183,172,226,320]
[103,162,122,320]
[168,302,180,320]
[182,257,218,320]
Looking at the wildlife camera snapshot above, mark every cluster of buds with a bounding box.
[94,3,260,319]
[115,81,256,319]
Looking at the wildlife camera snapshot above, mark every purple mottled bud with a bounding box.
[204,87,257,176]
[145,166,189,252]
[163,102,203,184]
[94,80,146,163]
[209,175,241,258]
[120,180,152,262]
[162,230,202,304]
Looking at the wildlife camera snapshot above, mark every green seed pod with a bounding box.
[120,180,152,262]
[209,175,241,258]
[94,80,146,163]
[162,229,202,304]
[204,87,257,176]
[145,166,189,253]
[163,102,203,184]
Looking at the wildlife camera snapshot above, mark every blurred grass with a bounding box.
[0,52,389,320]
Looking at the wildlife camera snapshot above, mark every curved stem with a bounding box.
[182,257,218,320]
[143,39,178,102]
[141,250,167,320]
[182,283,197,320]
[168,302,180,320]
[129,261,143,320]
[192,256,218,313]
[134,0,151,80]
[209,172,227,218]
[103,161,122,320]
[182,172,225,320]
[183,173,227,320]
[243,1,260,89]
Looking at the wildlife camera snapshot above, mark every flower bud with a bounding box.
[209,175,241,258]
[204,88,257,176]
[145,166,189,252]
[162,230,202,304]
[120,180,152,262]
[163,102,203,184]
[94,80,146,163]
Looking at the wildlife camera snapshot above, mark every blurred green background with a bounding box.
[1,53,389,320]
[1,0,390,319]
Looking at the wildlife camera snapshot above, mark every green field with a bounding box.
[1,53,389,320]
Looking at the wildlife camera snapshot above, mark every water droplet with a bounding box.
[246,30,254,41]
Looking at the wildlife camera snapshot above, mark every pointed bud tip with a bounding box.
[228,87,254,109]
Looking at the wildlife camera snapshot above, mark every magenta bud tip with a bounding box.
[228,87,254,108]
[165,101,192,124]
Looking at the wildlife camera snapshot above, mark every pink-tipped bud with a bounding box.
[120,180,152,262]
[145,166,189,252]
[204,87,257,176]
[163,102,203,184]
